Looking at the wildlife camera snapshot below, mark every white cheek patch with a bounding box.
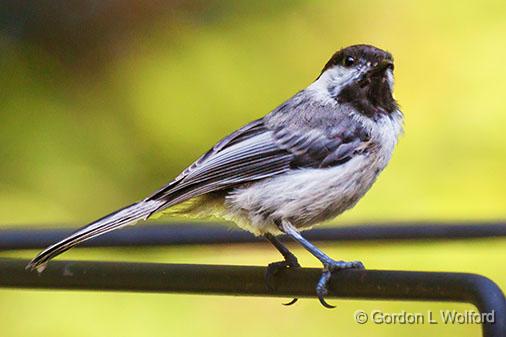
[385,69,394,91]
[307,65,367,101]
[327,65,356,81]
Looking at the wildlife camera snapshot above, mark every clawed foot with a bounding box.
[265,256,301,305]
[316,260,365,308]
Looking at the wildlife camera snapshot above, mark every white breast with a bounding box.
[223,111,403,236]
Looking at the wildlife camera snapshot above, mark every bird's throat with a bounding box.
[336,73,397,118]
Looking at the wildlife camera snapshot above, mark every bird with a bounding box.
[27,44,403,308]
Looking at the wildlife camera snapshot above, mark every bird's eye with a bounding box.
[343,56,355,67]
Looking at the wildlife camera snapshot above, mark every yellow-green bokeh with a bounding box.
[0,1,505,336]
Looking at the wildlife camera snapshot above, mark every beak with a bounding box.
[375,59,394,72]
[364,59,394,79]
[359,59,394,87]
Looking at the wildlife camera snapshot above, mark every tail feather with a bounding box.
[26,199,163,272]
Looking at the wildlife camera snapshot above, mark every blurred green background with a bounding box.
[0,1,505,336]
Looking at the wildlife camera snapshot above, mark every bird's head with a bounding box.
[311,44,398,117]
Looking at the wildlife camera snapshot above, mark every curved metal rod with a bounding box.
[0,258,504,337]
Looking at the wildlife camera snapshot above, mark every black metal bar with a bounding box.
[1,222,506,250]
[0,258,504,337]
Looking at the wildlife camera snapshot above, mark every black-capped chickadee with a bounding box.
[28,44,403,307]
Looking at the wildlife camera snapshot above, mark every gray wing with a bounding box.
[146,117,370,212]
[27,113,371,272]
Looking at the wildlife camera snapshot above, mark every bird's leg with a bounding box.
[280,220,364,308]
[265,233,300,268]
[264,232,300,305]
